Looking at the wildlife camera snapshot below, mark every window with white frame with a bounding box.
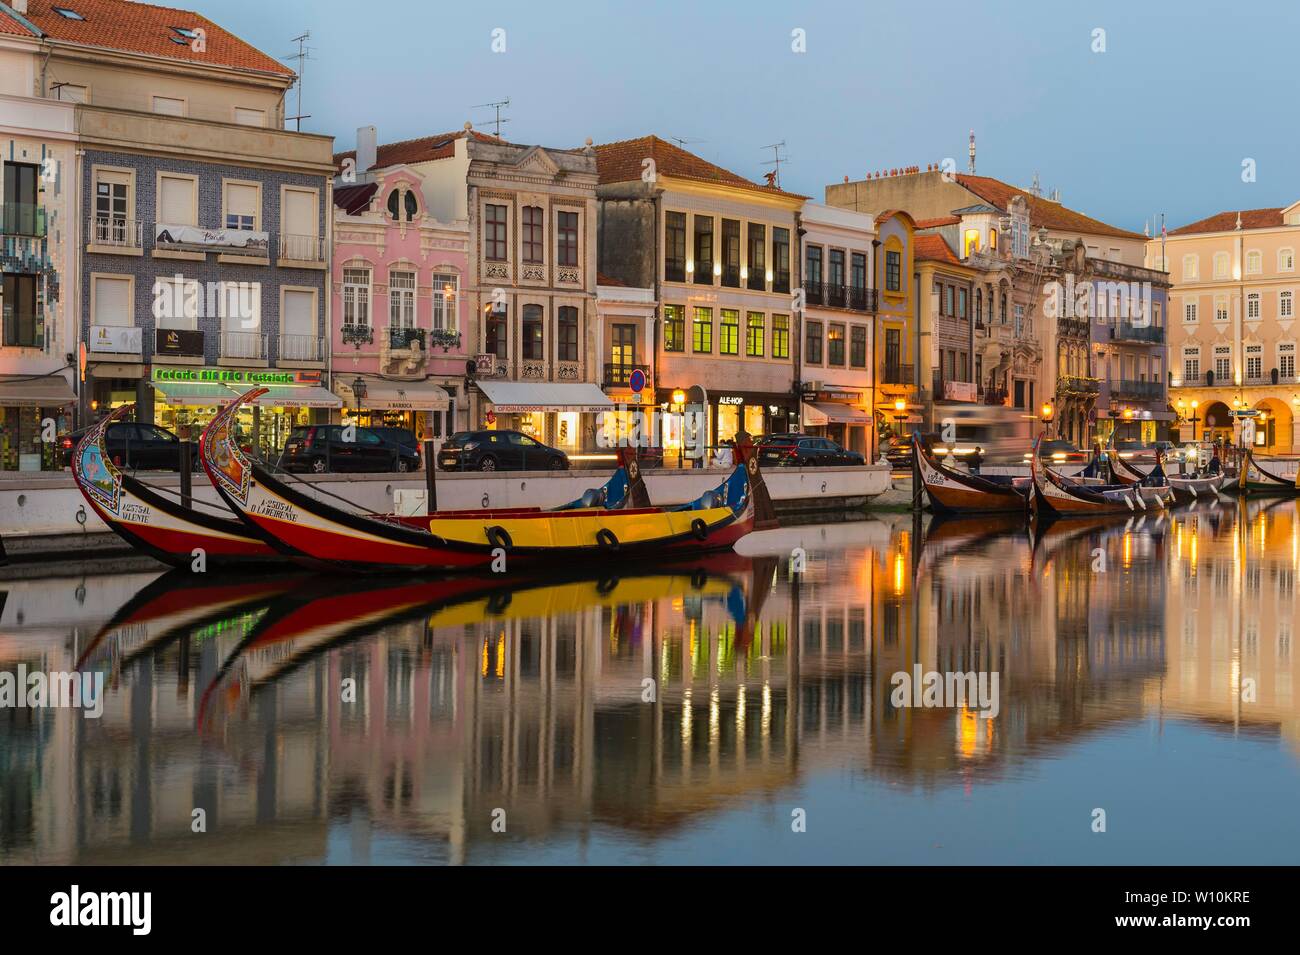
[389,271,416,328]
[223,181,259,231]
[1213,252,1230,280]
[1246,250,1262,274]
[1214,345,1232,382]
[1247,292,1260,319]
[1282,290,1293,319]
[1182,254,1199,281]
[1246,344,1262,380]
[431,272,458,330]
[343,268,371,326]
[233,107,266,127]
[1214,295,1229,323]
[1281,343,1296,379]
[158,174,196,226]
[1183,348,1200,381]
[1184,300,1197,323]
[152,95,185,116]
[1280,248,1294,272]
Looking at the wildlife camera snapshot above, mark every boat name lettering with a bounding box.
[251,500,298,522]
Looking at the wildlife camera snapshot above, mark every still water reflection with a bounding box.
[2,499,1299,865]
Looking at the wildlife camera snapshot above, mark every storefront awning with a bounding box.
[151,380,238,407]
[243,384,342,409]
[476,381,612,413]
[0,375,76,407]
[802,401,871,427]
[333,377,450,411]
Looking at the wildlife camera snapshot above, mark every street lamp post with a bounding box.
[1040,402,1054,440]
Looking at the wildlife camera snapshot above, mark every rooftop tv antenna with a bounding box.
[667,135,706,148]
[282,31,313,131]
[762,141,789,189]
[473,99,511,138]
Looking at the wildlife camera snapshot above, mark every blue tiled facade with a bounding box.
[80,149,328,420]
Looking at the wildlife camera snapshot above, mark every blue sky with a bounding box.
[215,0,1300,231]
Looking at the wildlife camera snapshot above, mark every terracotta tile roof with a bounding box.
[955,174,1143,240]
[595,135,807,200]
[914,233,960,265]
[333,128,506,171]
[914,215,961,229]
[0,7,36,35]
[333,182,377,215]
[1168,208,1286,236]
[22,0,292,76]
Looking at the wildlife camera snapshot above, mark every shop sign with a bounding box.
[718,396,744,405]
[89,325,142,355]
[152,366,301,385]
[155,328,204,357]
[943,381,978,402]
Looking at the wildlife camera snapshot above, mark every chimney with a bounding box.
[12,0,28,14]
[356,126,377,172]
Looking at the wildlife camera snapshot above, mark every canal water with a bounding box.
[2,499,1298,865]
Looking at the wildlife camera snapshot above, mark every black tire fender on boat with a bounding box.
[691,518,709,541]
[596,527,620,551]
[486,525,513,550]
[690,569,708,589]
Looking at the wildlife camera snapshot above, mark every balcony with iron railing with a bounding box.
[278,333,325,363]
[2,203,45,238]
[86,216,144,251]
[604,362,650,388]
[806,281,878,312]
[220,330,268,361]
[277,232,325,264]
[721,264,741,288]
[428,327,462,351]
[388,326,426,350]
[1110,322,1165,344]
[1058,375,1102,395]
[1112,379,1163,399]
[882,363,915,385]
[341,323,374,346]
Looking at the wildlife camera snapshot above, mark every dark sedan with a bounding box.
[61,421,198,470]
[438,430,569,471]
[758,434,865,467]
[279,425,421,473]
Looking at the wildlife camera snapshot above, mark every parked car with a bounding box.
[438,430,569,471]
[883,435,914,468]
[61,422,198,470]
[369,426,422,467]
[758,434,865,467]
[279,424,421,473]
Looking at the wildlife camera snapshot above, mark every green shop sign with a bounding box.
[153,367,298,385]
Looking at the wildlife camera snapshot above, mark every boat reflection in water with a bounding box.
[2,499,1299,864]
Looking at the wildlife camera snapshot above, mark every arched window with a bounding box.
[387,189,401,220]
[522,304,544,360]
[988,229,997,251]
[387,188,418,221]
[1000,292,1007,324]
[975,288,982,324]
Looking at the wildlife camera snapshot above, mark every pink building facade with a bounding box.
[330,162,472,436]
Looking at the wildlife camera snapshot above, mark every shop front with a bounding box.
[150,365,339,455]
[0,374,77,471]
[331,375,453,441]
[474,380,612,464]
[653,387,794,462]
[802,393,872,454]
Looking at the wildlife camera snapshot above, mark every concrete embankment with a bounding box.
[0,464,891,565]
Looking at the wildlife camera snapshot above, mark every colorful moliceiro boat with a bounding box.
[912,434,1027,515]
[1030,437,1145,519]
[72,404,278,569]
[1107,449,1223,502]
[201,388,760,572]
[1238,450,1300,496]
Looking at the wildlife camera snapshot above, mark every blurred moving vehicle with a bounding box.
[438,430,569,471]
[1023,439,1088,464]
[280,425,421,473]
[758,434,865,466]
[61,421,197,470]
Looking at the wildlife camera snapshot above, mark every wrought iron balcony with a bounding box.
[1058,375,1102,395]
[388,326,426,350]
[341,323,373,346]
[278,334,324,362]
[428,327,461,350]
[882,363,915,385]
[604,362,649,388]
[87,216,143,250]
[278,232,325,262]
[220,331,268,360]
[1113,379,1163,399]
[1111,322,1165,343]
